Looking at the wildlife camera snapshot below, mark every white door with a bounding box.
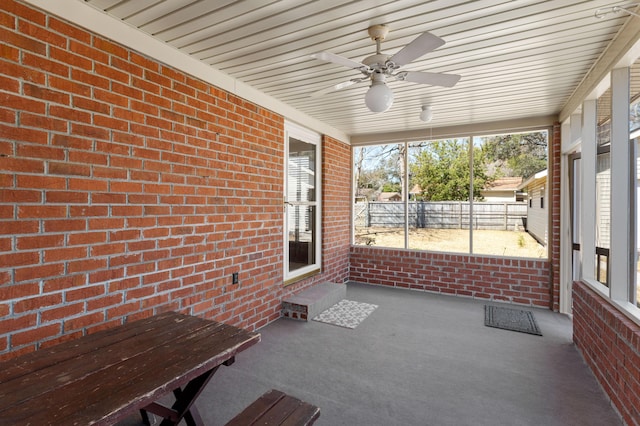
[284,121,321,283]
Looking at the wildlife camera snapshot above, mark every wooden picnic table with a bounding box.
[0,311,260,425]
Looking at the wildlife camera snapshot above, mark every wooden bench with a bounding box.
[225,389,320,426]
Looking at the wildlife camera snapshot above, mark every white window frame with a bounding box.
[283,120,322,283]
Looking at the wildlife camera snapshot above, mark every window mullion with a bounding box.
[469,136,474,254]
[609,67,632,301]
[404,142,409,250]
[580,99,597,282]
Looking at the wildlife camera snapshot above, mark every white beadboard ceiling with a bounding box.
[81,0,638,139]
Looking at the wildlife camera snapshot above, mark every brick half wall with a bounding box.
[350,246,551,307]
[573,281,640,425]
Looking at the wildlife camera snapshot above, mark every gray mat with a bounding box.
[313,299,378,329]
[484,305,542,336]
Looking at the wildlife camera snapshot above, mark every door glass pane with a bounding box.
[595,150,610,287]
[571,157,581,247]
[288,138,316,202]
[288,205,316,271]
[287,137,316,272]
[596,87,611,286]
[570,156,582,281]
[354,144,405,248]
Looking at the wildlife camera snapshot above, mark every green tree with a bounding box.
[381,182,401,192]
[410,139,492,201]
[481,132,547,178]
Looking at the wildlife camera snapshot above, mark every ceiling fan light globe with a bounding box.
[365,82,394,113]
[420,105,433,122]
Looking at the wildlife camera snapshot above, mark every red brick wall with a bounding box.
[0,0,349,359]
[320,136,351,280]
[549,123,561,311]
[573,281,640,425]
[350,247,551,307]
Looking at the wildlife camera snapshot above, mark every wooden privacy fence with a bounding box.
[355,201,528,231]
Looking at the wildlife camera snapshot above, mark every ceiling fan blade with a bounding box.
[388,32,445,67]
[401,71,461,88]
[311,52,369,71]
[310,79,361,98]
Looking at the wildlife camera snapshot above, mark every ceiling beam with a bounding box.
[350,115,557,145]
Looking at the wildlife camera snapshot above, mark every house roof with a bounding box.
[378,192,401,201]
[33,1,640,142]
[518,170,548,190]
[483,177,523,192]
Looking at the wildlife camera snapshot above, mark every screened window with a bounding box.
[354,131,548,258]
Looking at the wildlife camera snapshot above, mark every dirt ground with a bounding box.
[355,227,547,258]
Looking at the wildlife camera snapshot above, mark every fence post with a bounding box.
[504,202,508,230]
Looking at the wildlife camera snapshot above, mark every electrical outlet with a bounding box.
[232,272,239,284]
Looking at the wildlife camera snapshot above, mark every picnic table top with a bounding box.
[0,311,260,425]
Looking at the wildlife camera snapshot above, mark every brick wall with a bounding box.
[0,0,350,359]
[573,281,640,425]
[350,247,551,307]
[321,135,351,280]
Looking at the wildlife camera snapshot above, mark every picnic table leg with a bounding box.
[140,356,237,425]
[158,365,219,426]
[140,408,152,426]
[172,387,203,426]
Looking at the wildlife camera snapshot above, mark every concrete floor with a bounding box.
[121,282,622,426]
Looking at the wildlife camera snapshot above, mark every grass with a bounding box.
[355,227,547,258]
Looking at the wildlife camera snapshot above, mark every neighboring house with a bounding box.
[378,192,401,202]
[480,177,524,202]
[518,170,548,245]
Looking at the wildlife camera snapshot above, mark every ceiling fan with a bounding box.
[310,25,461,113]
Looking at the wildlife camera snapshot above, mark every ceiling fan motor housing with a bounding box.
[368,24,389,41]
[362,54,390,71]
